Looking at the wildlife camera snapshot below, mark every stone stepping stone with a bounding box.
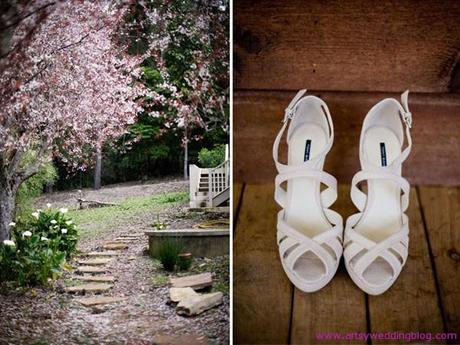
[65,283,113,294]
[119,233,144,237]
[77,258,112,266]
[102,242,128,250]
[115,237,138,241]
[85,251,120,257]
[77,266,107,274]
[112,238,131,243]
[169,287,198,303]
[176,292,223,316]
[170,273,212,290]
[77,296,126,307]
[75,275,116,283]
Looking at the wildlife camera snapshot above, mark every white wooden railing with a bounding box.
[208,159,230,204]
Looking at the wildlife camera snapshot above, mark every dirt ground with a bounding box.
[0,180,229,345]
[35,178,189,209]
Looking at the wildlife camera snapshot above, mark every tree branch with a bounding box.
[0,1,56,31]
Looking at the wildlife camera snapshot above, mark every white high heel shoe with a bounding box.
[273,90,343,293]
[344,91,413,295]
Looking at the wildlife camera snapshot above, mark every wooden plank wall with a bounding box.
[233,0,460,185]
[233,1,460,344]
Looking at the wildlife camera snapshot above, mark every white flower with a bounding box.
[59,208,68,214]
[8,222,16,227]
[31,212,39,219]
[3,240,15,247]
[46,203,52,208]
[50,220,57,225]
[65,221,73,226]
[61,228,68,234]
[41,237,48,241]
[23,231,32,237]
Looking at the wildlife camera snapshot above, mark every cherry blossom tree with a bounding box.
[0,1,145,241]
[124,0,229,178]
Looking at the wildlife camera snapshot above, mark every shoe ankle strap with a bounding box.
[391,90,413,169]
[273,90,334,173]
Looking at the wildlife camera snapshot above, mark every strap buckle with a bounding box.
[283,107,295,123]
[282,89,307,123]
[401,110,412,129]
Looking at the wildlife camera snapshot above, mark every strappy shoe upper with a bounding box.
[273,90,343,292]
[344,91,413,295]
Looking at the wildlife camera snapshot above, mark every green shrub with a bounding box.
[158,238,183,271]
[28,208,79,257]
[198,144,226,168]
[16,163,58,206]
[0,208,78,286]
[1,232,66,286]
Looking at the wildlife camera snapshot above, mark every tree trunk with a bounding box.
[183,126,189,180]
[0,183,16,242]
[94,145,102,190]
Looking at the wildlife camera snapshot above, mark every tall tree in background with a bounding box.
[0,1,145,241]
[124,0,229,179]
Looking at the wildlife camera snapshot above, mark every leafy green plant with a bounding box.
[158,238,183,271]
[0,208,78,286]
[16,161,57,216]
[1,231,66,286]
[198,144,226,168]
[28,208,79,258]
[152,214,166,230]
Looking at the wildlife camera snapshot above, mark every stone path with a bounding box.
[67,233,138,307]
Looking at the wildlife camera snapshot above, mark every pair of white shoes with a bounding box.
[273,90,412,295]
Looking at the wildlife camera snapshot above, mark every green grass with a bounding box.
[150,259,170,287]
[151,273,169,287]
[68,191,188,240]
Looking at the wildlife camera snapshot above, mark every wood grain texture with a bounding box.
[368,189,444,343]
[234,90,460,185]
[233,184,293,344]
[233,183,243,216]
[290,185,367,345]
[234,0,460,92]
[418,186,460,336]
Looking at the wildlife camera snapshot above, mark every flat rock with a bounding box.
[120,233,144,237]
[176,292,223,316]
[78,296,126,307]
[111,239,131,243]
[85,251,120,257]
[77,266,107,274]
[115,237,138,241]
[170,273,212,290]
[169,287,199,303]
[152,334,208,345]
[65,283,113,293]
[102,242,128,250]
[77,258,112,266]
[75,275,116,283]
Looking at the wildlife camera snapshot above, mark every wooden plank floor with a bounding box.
[233,184,460,344]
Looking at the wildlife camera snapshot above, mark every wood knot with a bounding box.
[234,24,263,54]
[447,248,460,262]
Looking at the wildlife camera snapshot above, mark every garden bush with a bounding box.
[198,144,226,168]
[158,238,184,271]
[16,161,57,215]
[29,207,79,257]
[0,208,78,286]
